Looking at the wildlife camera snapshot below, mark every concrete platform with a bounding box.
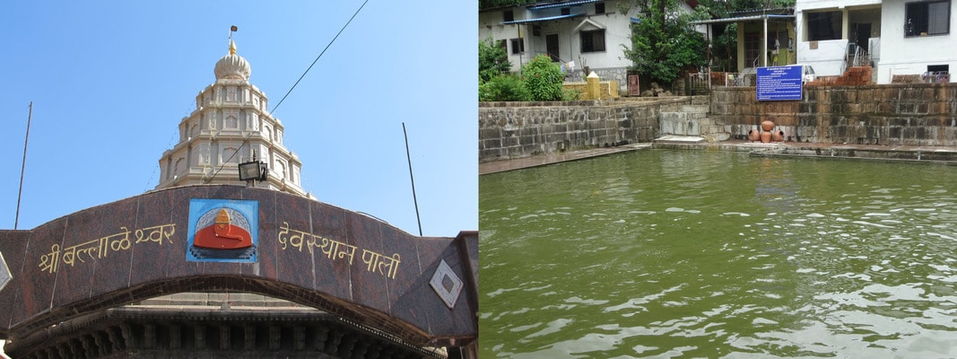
[479,144,651,175]
[654,140,957,164]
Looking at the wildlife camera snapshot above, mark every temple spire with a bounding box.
[155,29,306,197]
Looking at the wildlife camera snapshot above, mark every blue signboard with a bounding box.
[757,65,803,101]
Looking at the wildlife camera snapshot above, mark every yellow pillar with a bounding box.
[586,72,601,100]
[841,8,849,40]
[788,23,797,64]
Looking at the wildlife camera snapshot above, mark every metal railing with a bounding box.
[841,42,871,74]
[682,71,711,95]
[921,71,951,83]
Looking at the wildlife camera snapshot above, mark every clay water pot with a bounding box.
[761,120,775,132]
[748,129,761,142]
[760,131,772,143]
[772,130,784,142]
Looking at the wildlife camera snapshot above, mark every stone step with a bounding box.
[659,112,688,122]
[654,135,705,143]
[680,104,710,113]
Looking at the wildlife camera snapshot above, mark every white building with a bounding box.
[156,40,308,196]
[479,0,700,89]
[795,0,955,83]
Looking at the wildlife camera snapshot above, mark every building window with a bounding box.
[561,7,571,15]
[503,10,514,22]
[928,64,950,73]
[595,2,605,14]
[807,11,842,41]
[510,38,525,54]
[905,0,950,36]
[580,30,605,52]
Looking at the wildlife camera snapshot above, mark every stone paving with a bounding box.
[654,139,957,164]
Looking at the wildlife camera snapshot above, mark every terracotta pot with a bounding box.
[761,120,775,131]
[760,131,772,143]
[772,130,784,142]
[748,129,761,142]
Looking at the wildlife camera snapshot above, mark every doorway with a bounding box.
[853,23,871,51]
[546,34,560,62]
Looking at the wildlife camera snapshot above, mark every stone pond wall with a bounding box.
[710,84,957,146]
[480,84,957,163]
[479,97,705,161]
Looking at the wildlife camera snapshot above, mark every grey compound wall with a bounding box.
[710,84,957,146]
[479,97,705,162]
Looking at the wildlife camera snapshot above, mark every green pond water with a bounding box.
[479,150,957,358]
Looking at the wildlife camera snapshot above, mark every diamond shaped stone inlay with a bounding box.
[429,259,463,309]
[0,251,11,293]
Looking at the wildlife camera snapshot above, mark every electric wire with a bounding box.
[270,0,369,115]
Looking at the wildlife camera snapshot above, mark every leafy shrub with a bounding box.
[521,55,565,101]
[479,39,511,83]
[562,88,581,101]
[479,75,530,102]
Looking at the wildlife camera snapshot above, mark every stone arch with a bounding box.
[173,158,185,174]
[225,115,238,129]
[275,159,287,179]
[249,113,259,131]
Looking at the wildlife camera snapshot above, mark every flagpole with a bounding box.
[15,102,33,230]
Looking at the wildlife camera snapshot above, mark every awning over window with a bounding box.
[503,13,585,24]
[527,0,599,10]
[690,14,794,25]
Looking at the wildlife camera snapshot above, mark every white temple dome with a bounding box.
[214,40,251,80]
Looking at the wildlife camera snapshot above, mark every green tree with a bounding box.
[479,39,511,83]
[624,0,707,85]
[479,0,535,10]
[521,55,565,101]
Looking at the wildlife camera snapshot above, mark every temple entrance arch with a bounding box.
[0,185,477,357]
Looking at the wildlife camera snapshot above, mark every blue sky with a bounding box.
[0,1,477,236]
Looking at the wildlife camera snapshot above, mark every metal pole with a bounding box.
[402,123,423,237]
[517,25,524,69]
[763,15,768,67]
[15,102,33,229]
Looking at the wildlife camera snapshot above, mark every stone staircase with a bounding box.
[656,96,728,142]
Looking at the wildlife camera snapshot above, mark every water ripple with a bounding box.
[481,151,957,358]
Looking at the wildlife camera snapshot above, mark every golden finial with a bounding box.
[228,25,238,55]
